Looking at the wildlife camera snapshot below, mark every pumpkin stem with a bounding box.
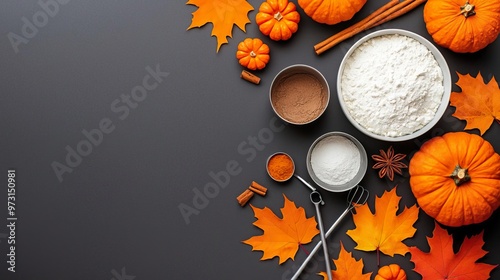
[450,165,471,186]
[460,1,476,18]
[274,11,283,21]
[250,51,256,58]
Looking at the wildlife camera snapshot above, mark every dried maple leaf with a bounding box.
[187,0,254,52]
[409,222,497,280]
[346,186,418,263]
[318,241,372,280]
[450,72,500,135]
[242,194,319,264]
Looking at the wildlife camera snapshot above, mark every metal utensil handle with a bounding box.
[294,174,316,192]
[291,207,350,280]
[292,185,369,279]
[314,201,332,280]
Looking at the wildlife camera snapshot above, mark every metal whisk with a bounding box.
[291,185,369,280]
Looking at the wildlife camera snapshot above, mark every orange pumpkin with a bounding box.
[236,38,270,70]
[298,0,367,25]
[423,0,500,53]
[375,264,407,280]
[256,0,300,41]
[409,132,500,227]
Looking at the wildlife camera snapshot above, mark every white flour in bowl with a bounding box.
[340,34,444,137]
[310,135,360,185]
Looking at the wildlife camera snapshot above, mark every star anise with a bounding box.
[371,146,408,181]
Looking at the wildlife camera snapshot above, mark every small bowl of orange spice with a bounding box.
[266,152,295,182]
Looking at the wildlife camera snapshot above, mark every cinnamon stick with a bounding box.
[315,0,426,55]
[250,181,267,196]
[241,70,261,84]
[314,0,400,51]
[249,186,266,196]
[237,189,254,206]
[371,0,427,27]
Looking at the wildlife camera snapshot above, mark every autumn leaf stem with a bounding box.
[345,186,419,270]
[299,243,310,256]
[409,222,496,278]
[241,195,320,264]
[377,247,380,267]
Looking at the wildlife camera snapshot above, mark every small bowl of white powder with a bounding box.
[306,132,368,192]
[337,29,451,141]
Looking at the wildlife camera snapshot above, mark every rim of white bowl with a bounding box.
[306,131,368,192]
[337,29,452,142]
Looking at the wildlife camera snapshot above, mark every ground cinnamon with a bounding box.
[267,153,294,181]
[271,73,327,124]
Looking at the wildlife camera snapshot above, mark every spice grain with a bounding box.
[267,153,294,181]
[272,73,327,124]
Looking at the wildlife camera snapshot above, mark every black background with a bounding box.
[1,0,499,279]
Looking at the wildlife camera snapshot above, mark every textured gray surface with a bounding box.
[1,0,499,279]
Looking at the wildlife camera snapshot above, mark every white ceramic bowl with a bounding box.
[337,29,451,142]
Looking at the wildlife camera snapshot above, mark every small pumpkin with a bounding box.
[375,264,407,280]
[256,0,300,41]
[423,0,500,53]
[236,38,270,70]
[298,0,367,25]
[409,132,500,227]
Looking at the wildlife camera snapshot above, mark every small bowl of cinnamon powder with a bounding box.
[270,64,330,125]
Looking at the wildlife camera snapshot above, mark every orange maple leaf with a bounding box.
[450,72,500,135]
[186,0,254,52]
[346,186,419,260]
[242,194,319,264]
[318,241,372,280]
[409,222,497,279]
